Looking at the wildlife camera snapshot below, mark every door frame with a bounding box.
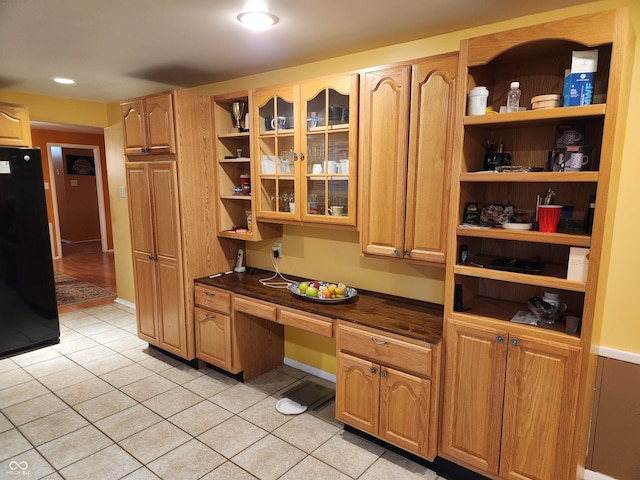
[46,142,108,258]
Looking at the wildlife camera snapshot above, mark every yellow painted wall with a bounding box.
[0,91,108,128]
[1,0,638,367]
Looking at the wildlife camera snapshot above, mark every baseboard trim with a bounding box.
[114,298,136,309]
[584,469,618,480]
[597,346,640,365]
[283,357,336,383]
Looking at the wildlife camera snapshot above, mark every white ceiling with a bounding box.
[0,0,593,104]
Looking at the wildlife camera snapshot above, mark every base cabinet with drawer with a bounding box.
[194,285,235,372]
[336,322,440,460]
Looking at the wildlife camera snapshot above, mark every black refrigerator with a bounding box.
[0,147,60,358]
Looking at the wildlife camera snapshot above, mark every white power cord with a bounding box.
[259,254,296,288]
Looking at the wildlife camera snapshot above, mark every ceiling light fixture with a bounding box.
[53,77,75,85]
[237,11,279,31]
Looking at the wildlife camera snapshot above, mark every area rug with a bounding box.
[55,272,116,307]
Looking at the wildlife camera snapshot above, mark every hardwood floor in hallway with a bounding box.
[53,240,118,312]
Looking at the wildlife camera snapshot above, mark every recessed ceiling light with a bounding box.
[53,77,75,85]
[237,11,279,31]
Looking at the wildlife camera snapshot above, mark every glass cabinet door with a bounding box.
[255,86,298,219]
[301,75,358,225]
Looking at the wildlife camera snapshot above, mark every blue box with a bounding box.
[564,72,595,106]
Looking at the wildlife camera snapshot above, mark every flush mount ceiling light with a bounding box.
[53,77,75,85]
[237,11,279,31]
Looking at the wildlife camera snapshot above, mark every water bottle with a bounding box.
[506,81,521,112]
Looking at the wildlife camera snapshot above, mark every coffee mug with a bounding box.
[265,116,274,131]
[328,206,344,216]
[289,202,295,213]
[327,160,338,174]
[272,116,286,130]
[312,164,323,174]
[338,159,349,174]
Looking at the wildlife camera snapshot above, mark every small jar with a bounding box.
[468,86,489,115]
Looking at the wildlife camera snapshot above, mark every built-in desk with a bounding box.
[195,268,443,344]
[195,269,444,460]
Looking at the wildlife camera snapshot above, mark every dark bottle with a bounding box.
[454,284,464,312]
[585,194,596,234]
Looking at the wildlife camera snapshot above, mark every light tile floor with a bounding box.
[0,303,445,480]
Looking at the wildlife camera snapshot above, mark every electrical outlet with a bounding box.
[272,242,282,259]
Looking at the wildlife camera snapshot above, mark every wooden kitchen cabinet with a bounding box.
[0,102,32,147]
[194,285,234,372]
[336,322,439,460]
[126,161,186,357]
[440,319,581,480]
[441,9,633,479]
[360,52,457,264]
[123,90,236,360]
[121,92,175,156]
[213,91,281,242]
[253,74,358,226]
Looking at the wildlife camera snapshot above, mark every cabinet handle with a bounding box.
[370,337,388,345]
[510,338,520,347]
[393,249,400,256]
[496,335,505,343]
[380,370,387,378]
[403,250,410,257]
[140,147,145,153]
[148,255,157,261]
[299,152,305,160]
[370,367,377,374]
[205,292,216,297]
[204,313,216,320]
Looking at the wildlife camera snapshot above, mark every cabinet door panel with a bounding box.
[0,103,32,147]
[145,94,175,154]
[125,163,154,255]
[500,336,581,480]
[195,307,232,370]
[440,320,507,474]
[360,65,411,257]
[121,100,147,155]
[405,54,457,263]
[380,367,431,459]
[149,162,181,262]
[336,352,379,435]
[157,257,185,357]
[132,252,157,343]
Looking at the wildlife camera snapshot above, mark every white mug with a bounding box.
[328,206,344,216]
[289,202,295,213]
[327,160,338,174]
[312,164,323,174]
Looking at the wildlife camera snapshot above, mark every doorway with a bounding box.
[46,142,109,259]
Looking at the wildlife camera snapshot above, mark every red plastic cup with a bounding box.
[538,205,562,232]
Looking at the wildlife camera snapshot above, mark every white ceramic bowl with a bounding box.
[502,223,532,230]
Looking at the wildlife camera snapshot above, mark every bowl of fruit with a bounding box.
[289,280,357,303]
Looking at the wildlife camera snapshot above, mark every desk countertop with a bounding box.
[195,269,443,344]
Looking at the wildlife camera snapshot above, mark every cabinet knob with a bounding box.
[370,367,377,374]
[140,147,145,153]
[393,249,400,256]
[148,255,157,261]
[205,292,215,297]
[496,335,505,343]
[510,338,520,347]
[404,250,410,257]
[380,370,387,378]
[299,152,305,160]
[370,337,388,345]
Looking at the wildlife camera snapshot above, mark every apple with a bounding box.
[305,286,318,297]
[298,282,309,293]
[309,280,320,289]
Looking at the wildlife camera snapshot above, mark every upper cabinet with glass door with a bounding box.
[254,74,358,227]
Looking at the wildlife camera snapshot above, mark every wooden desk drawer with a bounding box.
[195,285,231,314]
[278,309,333,337]
[337,323,432,377]
[233,295,277,322]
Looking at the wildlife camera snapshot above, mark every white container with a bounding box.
[468,86,489,116]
